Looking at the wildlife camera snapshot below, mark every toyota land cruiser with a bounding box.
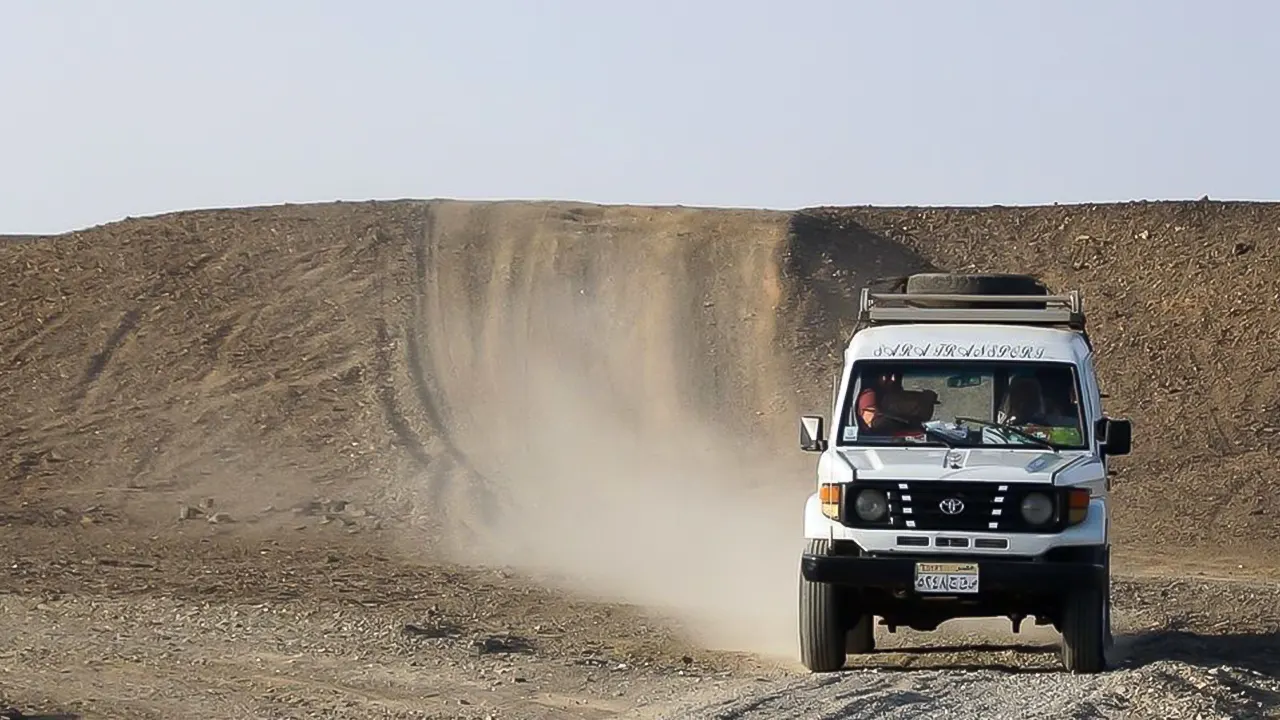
[796,273,1132,674]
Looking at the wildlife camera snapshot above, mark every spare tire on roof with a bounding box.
[903,272,1048,309]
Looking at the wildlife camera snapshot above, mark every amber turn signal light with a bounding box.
[819,483,841,519]
[1067,488,1090,525]
[819,484,841,504]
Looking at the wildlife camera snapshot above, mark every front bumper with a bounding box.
[801,552,1105,594]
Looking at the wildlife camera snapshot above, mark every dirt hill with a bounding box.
[4,199,1277,559]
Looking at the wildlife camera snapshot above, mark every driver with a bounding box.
[857,370,910,432]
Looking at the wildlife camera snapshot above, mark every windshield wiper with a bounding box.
[953,416,1060,452]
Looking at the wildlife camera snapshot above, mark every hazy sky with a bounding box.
[3,1,1277,234]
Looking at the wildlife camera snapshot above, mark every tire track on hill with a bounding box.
[362,204,503,543]
[70,308,141,409]
[67,248,221,413]
[371,317,434,472]
[4,311,68,370]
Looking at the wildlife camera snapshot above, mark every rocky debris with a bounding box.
[0,701,78,720]
[1,710,55,720]
[472,634,535,656]
[291,498,350,516]
[277,497,381,532]
[178,497,378,530]
[177,503,232,524]
[401,620,461,639]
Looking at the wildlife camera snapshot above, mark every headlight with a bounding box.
[854,488,889,523]
[1020,492,1054,526]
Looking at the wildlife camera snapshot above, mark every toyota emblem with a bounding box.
[939,497,965,515]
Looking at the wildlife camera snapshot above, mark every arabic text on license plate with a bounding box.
[914,562,979,594]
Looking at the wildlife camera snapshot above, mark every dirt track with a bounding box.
[2,199,1279,718]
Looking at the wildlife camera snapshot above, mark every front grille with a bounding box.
[842,481,1065,533]
[897,482,1002,531]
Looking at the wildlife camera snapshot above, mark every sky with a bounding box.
[2,0,1278,234]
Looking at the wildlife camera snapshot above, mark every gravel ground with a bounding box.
[637,576,1280,720]
[643,661,1280,720]
[0,524,781,720]
[0,593,704,719]
[3,523,1278,719]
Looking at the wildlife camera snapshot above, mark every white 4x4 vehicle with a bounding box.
[796,273,1132,675]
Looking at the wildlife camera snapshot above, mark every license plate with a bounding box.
[913,562,980,594]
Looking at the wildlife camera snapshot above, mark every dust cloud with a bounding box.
[420,284,814,661]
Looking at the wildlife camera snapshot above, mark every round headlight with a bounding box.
[1020,492,1054,526]
[855,489,889,522]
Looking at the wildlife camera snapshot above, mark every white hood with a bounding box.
[834,446,1093,484]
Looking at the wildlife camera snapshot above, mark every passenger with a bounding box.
[997,375,1050,426]
[1038,372,1083,427]
[992,374,1088,445]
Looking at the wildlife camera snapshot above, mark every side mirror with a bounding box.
[800,415,828,452]
[1095,417,1132,457]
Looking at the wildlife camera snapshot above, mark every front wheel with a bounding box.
[799,539,846,672]
[1059,586,1107,673]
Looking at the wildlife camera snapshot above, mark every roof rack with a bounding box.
[857,288,1088,333]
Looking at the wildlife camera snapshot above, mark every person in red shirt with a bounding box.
[855,370,940,442]
[856,371,903,431]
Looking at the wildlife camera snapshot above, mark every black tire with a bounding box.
[1059,586,1107,674]
[799,539,847,672]
[903,272,1049,309]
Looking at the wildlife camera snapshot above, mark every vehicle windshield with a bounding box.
[838,360,1088,450]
